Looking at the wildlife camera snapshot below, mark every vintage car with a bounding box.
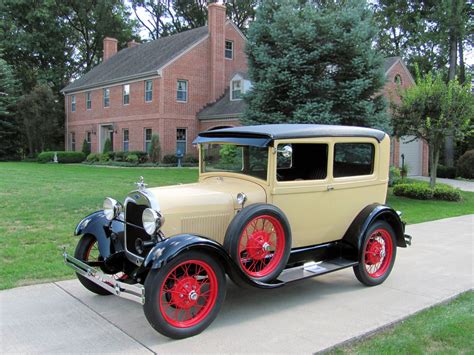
[64,124,411,339]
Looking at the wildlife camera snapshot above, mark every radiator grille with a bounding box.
[125,201,151,256]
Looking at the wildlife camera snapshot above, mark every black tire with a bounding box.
[74,234,112,295]
[224,204,291,283]
[143,251,226,339]
[353,220,397,286]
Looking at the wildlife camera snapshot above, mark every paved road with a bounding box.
[1,215,472,354]
[412,176,474,192]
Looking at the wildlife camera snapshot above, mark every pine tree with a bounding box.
[243,0,388,131]
[149,134,161,163]
[81,139,91,156]
[103,138,113,154]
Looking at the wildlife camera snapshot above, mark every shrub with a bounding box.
[433,185,462,201]
[393,183,434,200]
[128,151,148,163]
[103,138,112,153]
[126,154,139,164]
[436,164,456,179]
[99,153,111,162]
[114,151,126,161]
[456,150,474,179]
[86,153,101,162]
[149,134,161,163]
[81,139,91,156]
[389,166,401,186]
[184,155,199,164]
[162,154,177,164]
[37,151,85,164]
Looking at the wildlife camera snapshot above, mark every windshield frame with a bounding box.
[199,143,271,184]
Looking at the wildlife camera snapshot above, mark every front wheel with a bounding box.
[353,221,397,286]
[143,251,226,339]
[74,234,112,295]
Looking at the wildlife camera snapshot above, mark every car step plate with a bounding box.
[277,258,358,283]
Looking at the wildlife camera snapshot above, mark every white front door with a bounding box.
[399,136,422,176]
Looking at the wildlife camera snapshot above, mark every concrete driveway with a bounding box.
[412,176,474,192]
[1,215,472,354]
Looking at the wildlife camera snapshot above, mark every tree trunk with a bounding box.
[458,35,465,84]
[429,142,440,189]
[445,0,458,168]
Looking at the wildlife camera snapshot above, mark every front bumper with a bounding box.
[63,251,145,305]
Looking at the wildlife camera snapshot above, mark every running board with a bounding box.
[277,258,358,283]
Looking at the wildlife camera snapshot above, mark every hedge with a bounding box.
[393,182,461,202]
[38,151,85,164]
[436,164,456,179]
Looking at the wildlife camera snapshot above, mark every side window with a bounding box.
[333,143,374,178]
[276,143,328,181]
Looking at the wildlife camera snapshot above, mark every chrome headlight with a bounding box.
[142,208,164,236]
[103,197,122,221]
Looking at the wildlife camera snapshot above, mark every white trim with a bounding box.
[225,40,234,60]
[176,79,188,103]
[230,79,243,101]
[122,84,130,106]
[144,128,152,152]
[225,20,247,41]
[144,79,153,103]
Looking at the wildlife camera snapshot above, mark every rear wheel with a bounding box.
[353,221,397,286]
[144,251,226,339]
[74,234,112,295]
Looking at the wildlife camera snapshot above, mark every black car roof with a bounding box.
[194,124,386,146]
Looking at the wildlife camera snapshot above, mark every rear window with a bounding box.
[333,143,374,178]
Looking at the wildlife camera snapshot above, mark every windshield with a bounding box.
[201,143,268,180]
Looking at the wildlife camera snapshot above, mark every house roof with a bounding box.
[384,56,400,73]
[198,89,245,120]
[62,26,209,93]
[194,124,386,146]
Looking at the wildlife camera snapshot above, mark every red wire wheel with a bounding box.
[238,215,286,278]
[363,228,393,278]
[353,221,397,286]
[159,260,218,328]
[144,251,226,339]
[224,204,291,282]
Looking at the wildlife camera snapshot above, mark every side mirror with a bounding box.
[278,145,293,158]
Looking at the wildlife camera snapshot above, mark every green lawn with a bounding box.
[332,291,474,354]
[0,162,473,290]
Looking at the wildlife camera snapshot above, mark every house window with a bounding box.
[123,84,130,105]
[225,40,233,59]
[71,95,76,112]
[231,80,242,100]
[333,143,375,178]
[177,80,188,102]
[144,128,152,152]
[145,80,153,102]
[103,88,110,107]
[176,128,187,155]
[394,74,402,85]
[70,132,76,151]
[123,129,129,152]
[86,92,91,110]
[85,131,92,149]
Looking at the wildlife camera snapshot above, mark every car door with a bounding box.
[270,138,335,248]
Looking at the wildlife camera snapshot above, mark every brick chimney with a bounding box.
[208,3,226,102]
[127,40,138,48]
[103,37,118,61]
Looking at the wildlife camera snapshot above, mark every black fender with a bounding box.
[342,203,407,260]
[74,211,124,259]
[143,234,284,289]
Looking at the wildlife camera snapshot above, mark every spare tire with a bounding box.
[224,204,291,282]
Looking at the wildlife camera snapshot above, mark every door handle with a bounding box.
[327,186,334,191]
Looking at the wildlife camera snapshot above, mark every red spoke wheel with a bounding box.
[74,234,112,295]
[353,221,397,286]
[144,251,226,339]
[224,204,291,282]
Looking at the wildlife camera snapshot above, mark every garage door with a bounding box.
[399,136,422,176]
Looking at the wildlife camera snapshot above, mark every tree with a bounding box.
[243,0,387,131]
[0,58,21,160]
[103,138,113,154]
[82,139,91,156]
[392,71,473,188]
[148,134,161,163]
[16,85,63,157]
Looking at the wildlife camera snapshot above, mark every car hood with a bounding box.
[145,176,267,242]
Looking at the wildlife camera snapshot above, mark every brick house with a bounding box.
[62,5,427,175]
[62,4,246,158]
